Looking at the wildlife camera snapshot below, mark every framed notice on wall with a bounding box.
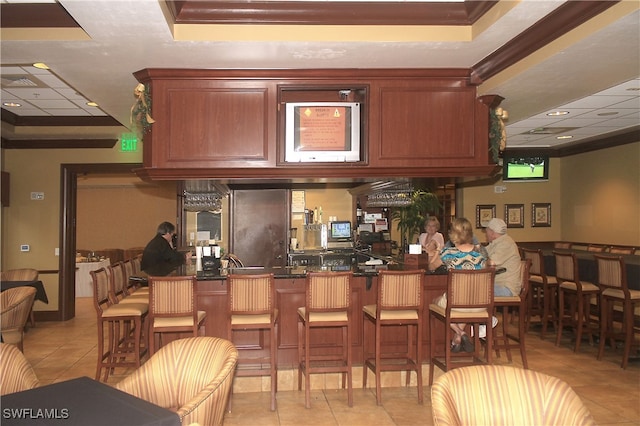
[291,190,305,213]
[532,203,551,227]
[476,204,496,228]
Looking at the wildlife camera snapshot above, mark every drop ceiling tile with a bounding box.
[30,99,78,108]
[560,95,636,109]
[3,87,66,100]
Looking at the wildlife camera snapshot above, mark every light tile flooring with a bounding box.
[20,298,640,425]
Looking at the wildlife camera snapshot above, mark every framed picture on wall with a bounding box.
[476,204,496,228]
[532,203,551,227]
[505,204,524,228]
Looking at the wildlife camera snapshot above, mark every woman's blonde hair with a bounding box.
[424,216,440,231]
[448,217,474,245]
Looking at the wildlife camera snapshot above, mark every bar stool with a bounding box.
[554,251,600,352]
[493,260,530,368]
[148,276,206,356]
[429,268,495,385]
[363,269,424,405]
[298,271,353,409]
[594,254,640,369]
[521,248,558,339]
[90,268,148,382]
[228,273,278,411]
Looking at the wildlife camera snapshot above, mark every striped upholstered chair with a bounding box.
[431,365,596,426]
[115,337,238,426]
[0,343,39,395]
[1,286,37,352]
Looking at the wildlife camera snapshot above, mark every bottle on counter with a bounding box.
[318,205,323,224]
[356,198,363,225]
[314,207,318,224]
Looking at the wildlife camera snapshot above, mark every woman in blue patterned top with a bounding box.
[434,217,487,353]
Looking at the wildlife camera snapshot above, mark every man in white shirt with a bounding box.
[485,218,522,297]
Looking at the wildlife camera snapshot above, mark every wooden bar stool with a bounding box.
[521,248,558,339]
[493,260,530,368]
[594,254,640,369]
[148,276,206,356]
[429,268,495,385]
[228,273,278,411]
[554,251,600,352]
[90,268,148,382]
[363,269,424,405]
[298,271,353,408]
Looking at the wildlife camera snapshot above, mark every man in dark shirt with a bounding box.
[140,222,186,276]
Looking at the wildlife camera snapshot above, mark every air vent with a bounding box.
[1,75,42,88]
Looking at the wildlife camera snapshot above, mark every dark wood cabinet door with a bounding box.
[231,189,288,268]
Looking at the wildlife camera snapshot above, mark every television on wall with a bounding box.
[502,154,549,182]
[284,102,361,163]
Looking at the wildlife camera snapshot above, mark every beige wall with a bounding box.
[1,146,144,311]
[76,178,178,251]
[559,142,640,245]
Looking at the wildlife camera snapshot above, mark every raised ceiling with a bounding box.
[1,0,639,152]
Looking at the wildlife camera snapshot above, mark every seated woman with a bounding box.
[433,217,487,353]
[418,216,446,272]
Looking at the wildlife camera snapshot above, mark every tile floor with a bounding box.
[19,298,640,425]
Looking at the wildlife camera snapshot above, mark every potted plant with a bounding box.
[390,189,441,253]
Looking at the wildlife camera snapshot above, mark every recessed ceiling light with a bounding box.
[546,111,569,116]
[86,101,99,107]
[3,102,21,107]
[556,135,573,140]
[597,111,619,116]
[32,62,50,70]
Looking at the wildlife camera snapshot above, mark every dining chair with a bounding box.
[227,273,278,411]
[431,365,596,426]
[0,342,39,395]
[91,267,148,381]
[115,337,238,426]
[429,268,496,385]
[109,262,149,305]
[609,246,636,255]
[1,268,39,328]
[521,247,558,339]
[553,242,573,249]
[364,269,424,405]
[554,251,600,352]
[1,286,37,352]
[148,275,206,355]
[298,271,353,408]
[493,260,530,369]
[587,244,608,253]
[594,254,640,369]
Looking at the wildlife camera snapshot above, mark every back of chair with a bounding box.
[518,259,531,299]
[521,248,544,277]
[553,251,579,283]
[0,343,39,395]
[228,273,274,315]
[593,254,627,295]
[554,242,573,249]
[609,246,635,255]
[447,269,495,312]
[115,337,238,426]
[108,262,127,302]
[90,268,113,314]
[1,268,38,282]
[149,276,198,321]
[1,287,37,350]
[378,270,424,311]
[587,244,608,253]
[431,365,595,426]
[306,271,352,313]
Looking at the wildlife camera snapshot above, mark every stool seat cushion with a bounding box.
[559,281,599,292]
[363,304,419,320]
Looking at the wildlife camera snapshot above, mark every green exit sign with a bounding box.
[120,133,138,152]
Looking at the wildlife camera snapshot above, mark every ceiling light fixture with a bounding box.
[546,111,569,116]
[3,102,21,107]
[32,62,50,70]
[86,101,99,107]
[556,135,573,140]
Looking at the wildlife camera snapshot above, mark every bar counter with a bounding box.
[182,264,448,367]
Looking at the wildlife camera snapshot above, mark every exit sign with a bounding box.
[120,133,138,152]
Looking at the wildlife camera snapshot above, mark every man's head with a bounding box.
[486,218,507,242]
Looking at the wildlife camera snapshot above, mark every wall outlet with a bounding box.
[30,192,45,200]
[20,244,30,252]
[55,247,60,256]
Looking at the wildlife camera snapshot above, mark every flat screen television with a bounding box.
[502,155,549,182]
[284,102,361,163]
[329,221,353,242]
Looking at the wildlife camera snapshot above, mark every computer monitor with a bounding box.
[329,221,352,242]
